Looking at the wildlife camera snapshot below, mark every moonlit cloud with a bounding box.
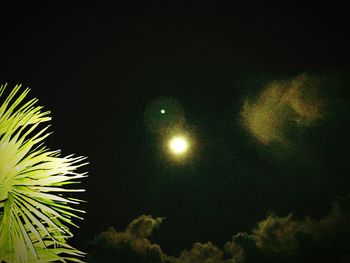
[125,214,164,239]
[224,232,258,263]
[174,242,224,263]
[89,204,350,262]
[240,73,326,145]
[87,215,167,263]
[225,204,350,262]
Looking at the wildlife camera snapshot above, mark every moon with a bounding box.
[168,136,189,155]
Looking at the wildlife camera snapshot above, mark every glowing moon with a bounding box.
[160,109,166,114]
[169,136,188,154]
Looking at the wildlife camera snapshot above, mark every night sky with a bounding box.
[1,2,350,262]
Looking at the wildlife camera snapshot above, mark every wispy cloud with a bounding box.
[240,73,326,145]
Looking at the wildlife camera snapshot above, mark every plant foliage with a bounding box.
[0,84,87,262]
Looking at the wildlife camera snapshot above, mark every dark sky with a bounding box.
[1,2,350,261]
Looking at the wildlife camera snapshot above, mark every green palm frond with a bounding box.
[0,84,88,262]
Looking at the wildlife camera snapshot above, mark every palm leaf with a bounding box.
[0,84,88,262]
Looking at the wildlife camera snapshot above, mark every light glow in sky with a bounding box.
[169,136,188,154]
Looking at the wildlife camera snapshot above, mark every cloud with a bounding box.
[251,213,300,255]
[240,73,326,145]
[224,232,260,263]
[88,204,350,262]
[126,214,164,239]
[87,215,168,263]
[224,206,350,262]
[174,242,224,263]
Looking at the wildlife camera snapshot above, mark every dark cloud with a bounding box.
[174,242,224,263]
[87,215,168,263]
[224,232,260,263]
[251,213,300,255]
[226,204,350,262]
[88,204,350,262]
[125,214,164,239]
